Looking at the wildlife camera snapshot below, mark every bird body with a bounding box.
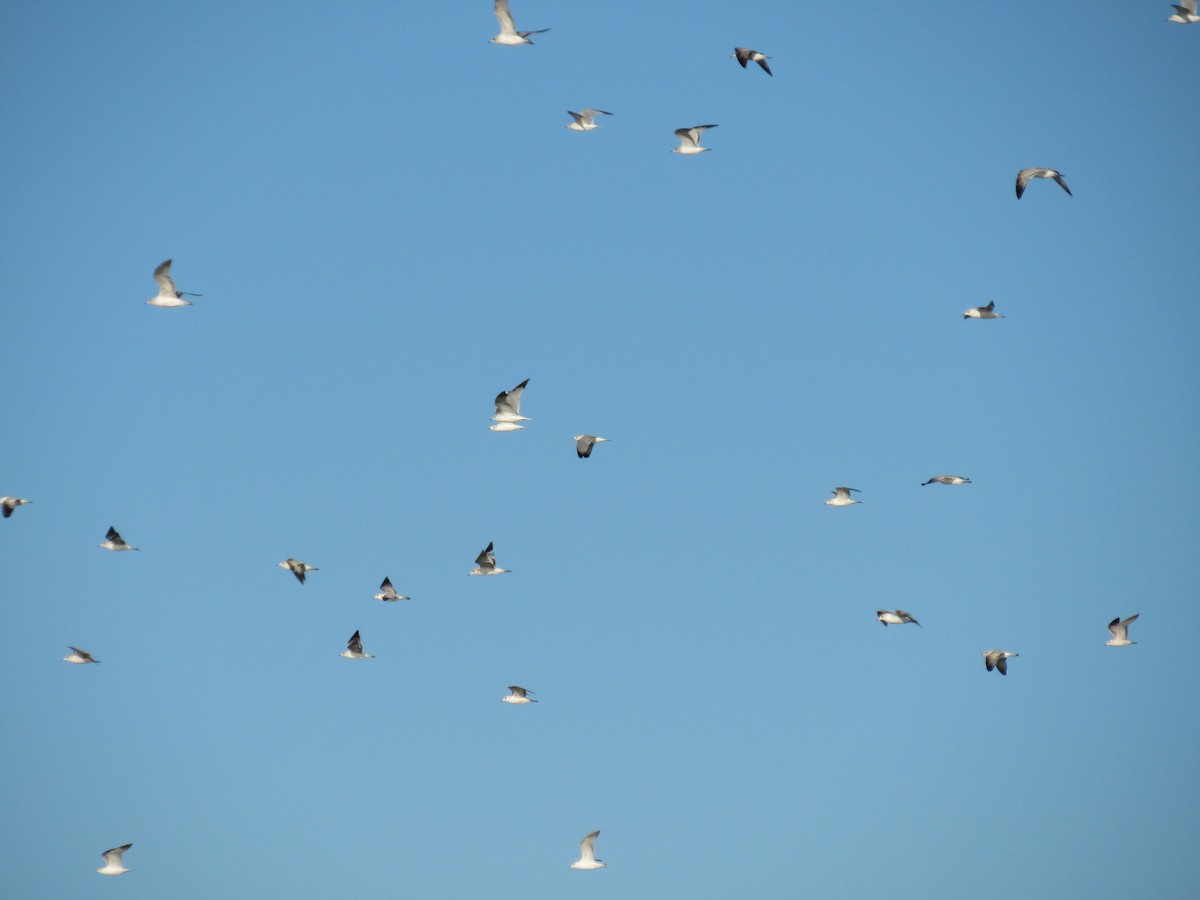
[573,434,609,458]
[1,496,31,518]
[570,830,606,870]
[673,125,718,154]
[491,0,548,44]
[469,541,509,575]
[877,610,920,627]
[1106,614,1140,647]
[1168,0,1200,22]
[502,685,537,704]
[983,649,1018,675]
[567,109,613,131]
[1015,168,1071,199]
[964,300,1005,319]
[97,844,132,875]
[374,576,409,602]
[63,646,100,664]
[340,630,374,659]
[99,526,138,551]
[146,259,200,307]
[921,475,971,486]
[733,47,772,76]
[278,558,317,584]
[825,486,862,507]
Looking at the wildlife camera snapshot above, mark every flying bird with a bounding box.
[570,830,607,870]
[567,109,614,131]
[1,496,31,518]
[963,300,1005,319]
[1106,614,1140,647]
[278,558,317,584]
[490,378,530,431]
[877,610,920,627]
[146,259,201,307]
[374,577,410,602]
[921,475,971,486]
[502,685,537,704]
[63,646,100,664]
[491,0,548,44]
[983,649,1018,675]
[573,435,609,458]
[97,844,133,876]
[673,125,718,155]
[1168,0,1200,22]
[1015,168,1072,200]
[733,47,772,76]
[469,541,509,575]
[340,630,374,659]
[99,526,138,551]
[825,486,862,507]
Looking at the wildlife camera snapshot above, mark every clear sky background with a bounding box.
[3,2,1198,897]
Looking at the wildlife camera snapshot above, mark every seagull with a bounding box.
[99,526,138,551]
[1,496,31,518]
[567,109,614,131]
[63,646,101,664]
[877,610,920,627]
[1106,614,1140,647]
[469,541,509,575]
[97,844,132,876]
[673,125,718,155]
[573,435,609,458]
[825,486,862,507]
[1168,0,1200,22]
[983,649,1018,675]
[1015,168,1072,200]
[570,830,606,870]
[733,47,772,76]
[921,475,971,486]
[502,685,537,704]
[278,558,317,584]
[963,300,1005,319]
[374,577,410,602]
[340,630,374,659]
[490,0,548,45]
[490,378,530,431]
[146,259,201,307]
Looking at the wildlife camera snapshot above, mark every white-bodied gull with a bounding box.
[733,47,772,76]
[97,844,132,876]
[1168,0,1200,22]
[963,300,1005,319]
[99,526,138,551]
[491,0,548,44]
[502,685,537,704]
[673,125,718,155]
[825,486,862,507]
[573,435,609,458]
[1015,168,1072,199]
[490,378,530,431]
[921,475,971,486]
[340,629,374,659]
[469,541,509,575]
[1106,613,1139,647]
[877,610,920,627]
[983,649,1018,675]
[278,558,317,584]
[63,646,100,664]
[1,496,31,518]
[374,576,410,602]
[146,259,201,307]
[567,109,613,131]
[570,830,606,870]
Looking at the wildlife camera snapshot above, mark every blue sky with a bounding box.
[2,1,1198,897]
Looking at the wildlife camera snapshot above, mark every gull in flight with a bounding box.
[567,109,614,131]
[340,630,374,659]
[146,259,201,307]
[490,0,548,45]
[573,435,609,458]
[63,646,101,664]
[97,844,133,876]
[733,47,772,76]
[877,610,920,627]
[99,526,138,551]
[469,541,509,575]
[490,378,530,431]
[825,486,862,507]
[1106,613,1140,647]
[673,125,718,155]
[921,474,971,486]
[963,300,1005,319]
[983,649,1018,675]
[1015,168,1072,200]
[502,685,537,704]
[1,496,31,518]
[570,830,606,870]
[374,577,410,602]
[278,558,317,584]
[1168,0,1200,22]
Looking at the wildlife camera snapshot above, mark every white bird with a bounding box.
[374,576,410,602]
[1015,168,1072,200]
[1106,613,1140,647]
[63,646,100,664]
[502,685,537,704]
[570,830,606,870]
[733,47,772,76]
[97,843,132,876]
[490,0,548,45]
[673,124,718,155]
[99,526,138,551]
[1168,0,1200,22]
[983,649,1018,675]
[1,496,31,518]
[340,629,374,659]
[573,435,609,458]
[825,486,862,507]
[963,300,1005,319]
[146,259,201,307]
[877,610,920,627]
[278,558,317,584]
[490,378,530,431]
[567,109,614,131]
[469,541,509,575]
[921,475,971,486]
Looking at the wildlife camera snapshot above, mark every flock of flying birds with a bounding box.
[8,0,1179,879]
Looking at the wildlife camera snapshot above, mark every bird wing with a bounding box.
[380,577,393,592]
[734,47,751,67]
[105,526,124,545]
[494,0,517,35]
[494,379,529,416]
[1051,173,1072,196]
[347,630,364,654]
[996,657,1008,675]
[757,56,773,76]
[153,260,176,294]
[983,300,995,312]
[476,542,496,567]
[102,844,131,865]
[508,685,529,697]
[576,436,595,457]
[578,831,599,862]
[897,610,920,626]
[1015,169,1033,199]
[69,646,93,661]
